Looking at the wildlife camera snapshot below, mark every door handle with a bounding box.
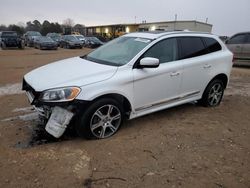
[170,72,180,77]
[203,64,211,69]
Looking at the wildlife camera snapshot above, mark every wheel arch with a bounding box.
[202,73,228,98]
[91,93,132,118]
[210,73,228,89]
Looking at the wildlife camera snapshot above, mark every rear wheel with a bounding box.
[75,98,124,139]
[1,42,6,50]
[199,79,224,107]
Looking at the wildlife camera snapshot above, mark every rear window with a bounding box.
[2,32,17,37]
[178,37,207,59]
[227,34,246,44]
[246,34,250,44]
[203,37,222,53]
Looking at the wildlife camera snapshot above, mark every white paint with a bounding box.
[0,83,24,96]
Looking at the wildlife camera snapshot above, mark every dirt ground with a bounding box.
[0,48,249,188]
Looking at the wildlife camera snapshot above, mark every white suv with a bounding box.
[23,31,233,139]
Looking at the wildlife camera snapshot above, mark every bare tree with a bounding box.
[63,18,75,27]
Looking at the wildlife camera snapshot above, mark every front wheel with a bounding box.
[199,79,225,107]
[75,98,124,139]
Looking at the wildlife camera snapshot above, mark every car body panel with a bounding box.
[23,31,233,122]
[24,57,118,91]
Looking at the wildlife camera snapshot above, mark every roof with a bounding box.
[124,31,213,40]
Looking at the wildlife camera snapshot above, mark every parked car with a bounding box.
[226,32,250,60]
[84,37,104,48]
[34,36,58,50]
[0,31,24,49]
[60,35,83,49]
[46,33,61,46]
[23,31,42,47]
[73,35,85,42]
[23,31,233,139]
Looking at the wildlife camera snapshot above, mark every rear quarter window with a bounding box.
[178,37,208,59]
[203,37,222,53]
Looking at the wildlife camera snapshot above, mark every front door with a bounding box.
[133,38,182,111]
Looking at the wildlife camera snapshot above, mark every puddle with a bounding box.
[15,121,78,148]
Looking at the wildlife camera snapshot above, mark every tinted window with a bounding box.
[179,37,207,59]
[227,34,246,44]
[142,38,177,63]
[203,37,222,53]
[246,34,250,44]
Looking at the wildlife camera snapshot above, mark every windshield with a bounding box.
[89,37,102,43]
[66,35,78,41]
[40,37,54,42]
[28,31,41,36]
[85,37,151,66]
[75,35,84,40]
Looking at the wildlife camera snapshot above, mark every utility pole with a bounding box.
[174,14,177,30]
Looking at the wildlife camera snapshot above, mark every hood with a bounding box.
[24,57,118,91]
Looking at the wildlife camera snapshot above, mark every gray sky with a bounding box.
[0,0,249,36]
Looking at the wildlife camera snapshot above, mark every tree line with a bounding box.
[0,19,84,36]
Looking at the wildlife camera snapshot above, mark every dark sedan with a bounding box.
[46,33,61,46]
[34,36,58,50]
[84,37,104,48]
[60,35,83,49]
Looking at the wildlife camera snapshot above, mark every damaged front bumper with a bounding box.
[22,79,89,138]
[45,106,74,138]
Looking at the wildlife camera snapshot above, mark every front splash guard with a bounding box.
[45,106,74,138]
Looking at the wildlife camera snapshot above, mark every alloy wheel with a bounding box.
[208,83,223,106]
[90,104,121,138]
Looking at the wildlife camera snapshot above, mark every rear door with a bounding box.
[178,37,216,98]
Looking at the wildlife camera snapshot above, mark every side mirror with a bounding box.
[139,57,160,68]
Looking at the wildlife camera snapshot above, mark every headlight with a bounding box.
[40,87,81,102]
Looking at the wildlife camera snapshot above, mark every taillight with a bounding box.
[232,54,236,63]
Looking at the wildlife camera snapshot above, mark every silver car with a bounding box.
[226,32,250,60]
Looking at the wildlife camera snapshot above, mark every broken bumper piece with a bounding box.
[45,106,74,138]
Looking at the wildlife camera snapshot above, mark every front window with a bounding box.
[84,37,151,66]
[142,38,178,63]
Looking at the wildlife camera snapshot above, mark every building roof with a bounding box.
[86,20,212,28]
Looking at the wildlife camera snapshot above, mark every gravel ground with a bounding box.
[0,48,249,188]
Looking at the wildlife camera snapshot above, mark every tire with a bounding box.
[199,79,225,107]
[75,98,124,139]
[1,42,6,50]
[18,42,24,49]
